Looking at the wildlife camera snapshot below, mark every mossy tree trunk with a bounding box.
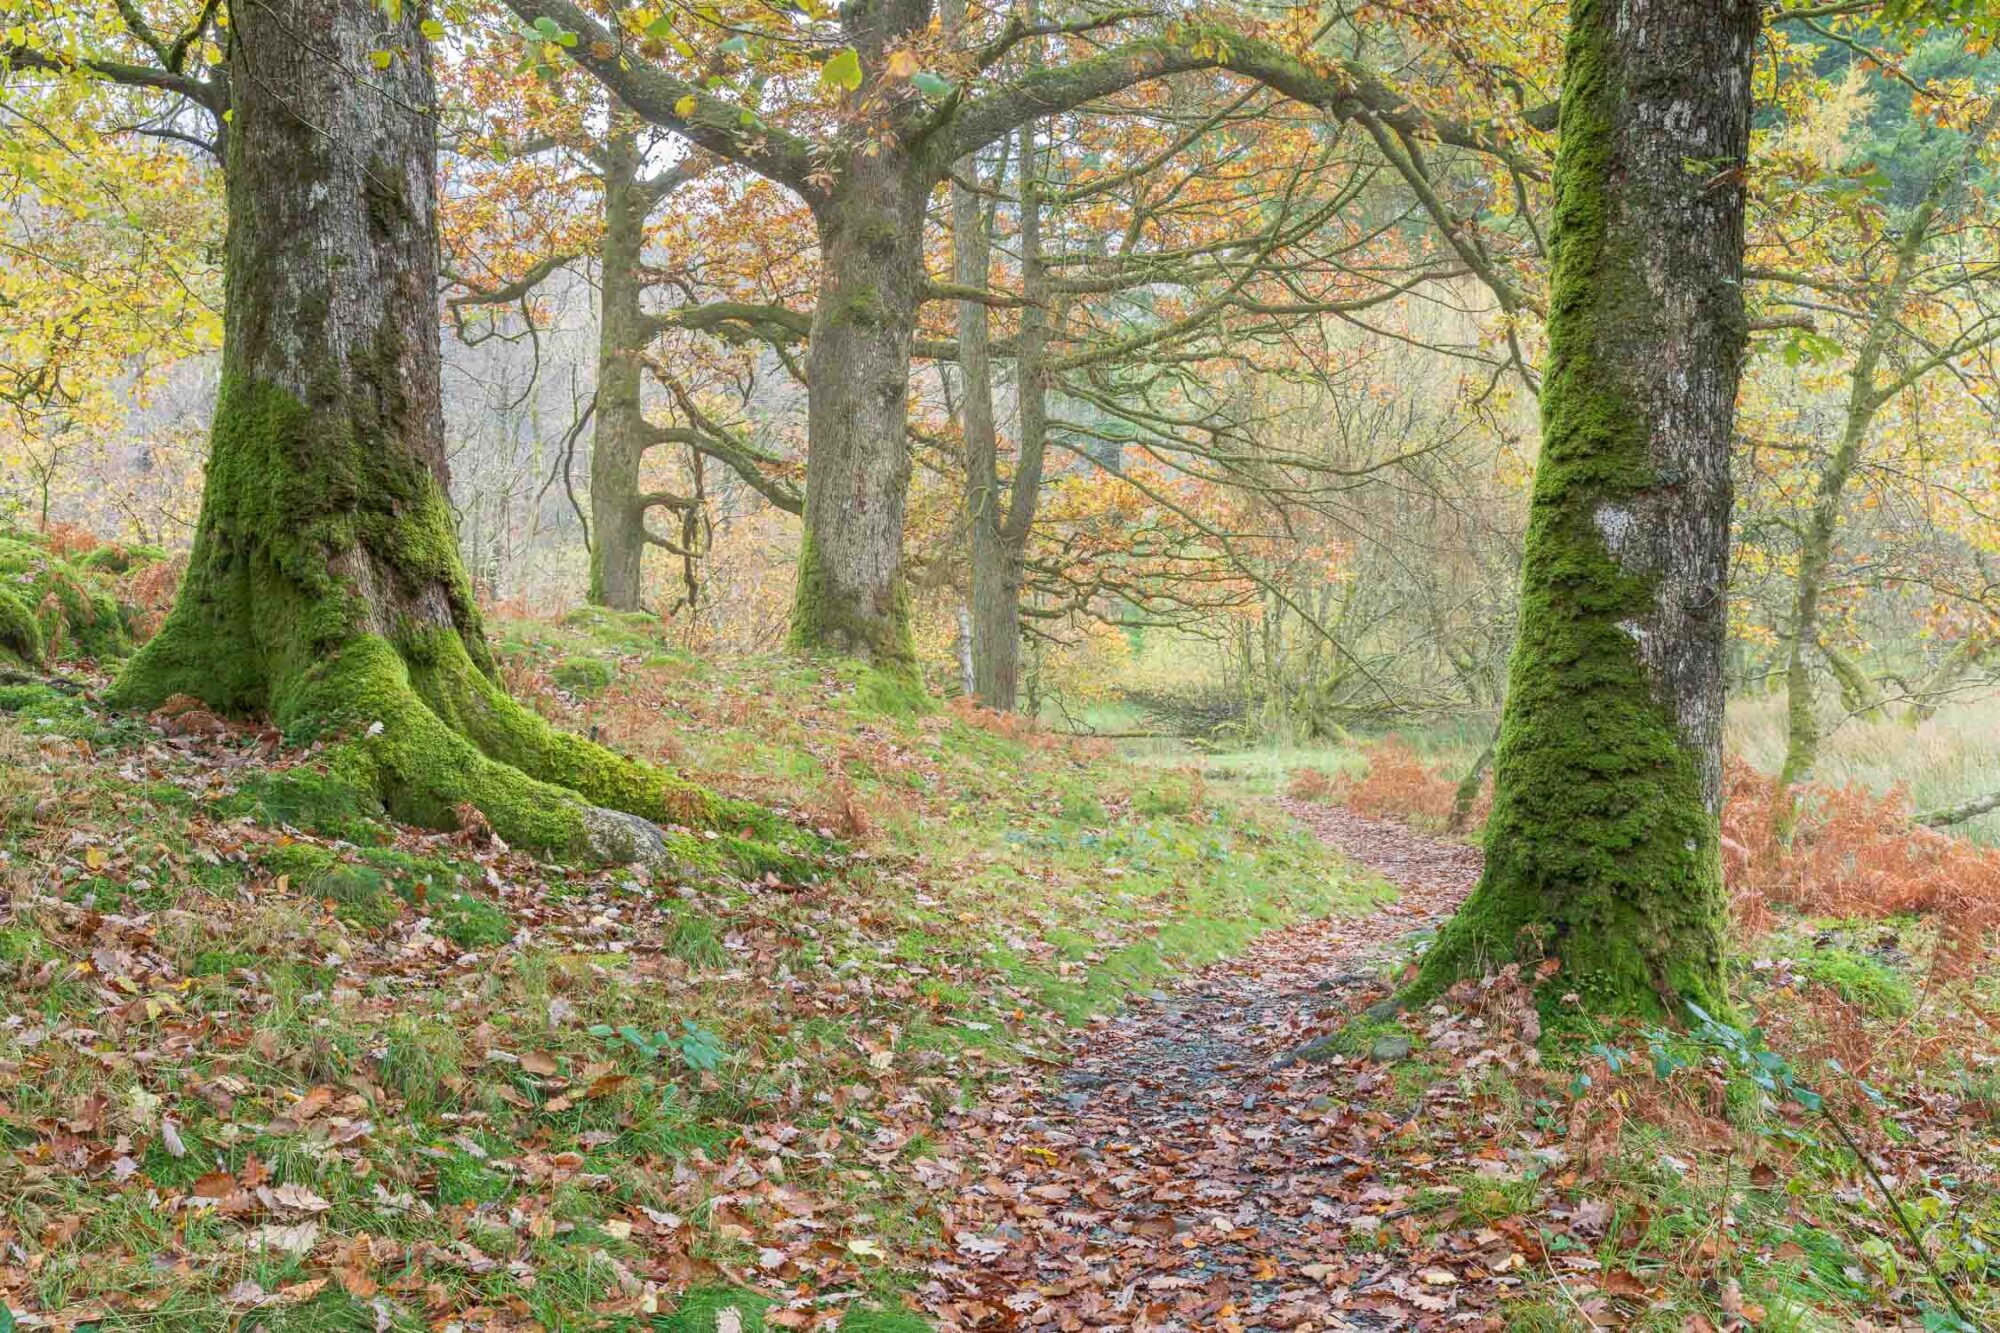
[109,0,779,867]
[789,139,937,668]
[1409,0,1759,1019]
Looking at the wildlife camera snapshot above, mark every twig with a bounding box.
[1820,1103,1978,1329]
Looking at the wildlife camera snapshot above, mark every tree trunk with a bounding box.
[1823,641,1886,722]
[986,114,1052,709]
[790,149,931,667]
[1410,0,1758,1018]
[109,0,780,868]
[1905,633,1992,725]
[1777,107,1995,783]
[588,116,652,612]
[954,147,1019,708]
[1446,722,1499,836]
[1919,788,2000,830]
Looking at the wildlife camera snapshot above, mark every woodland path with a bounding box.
[921,803,1562,1332]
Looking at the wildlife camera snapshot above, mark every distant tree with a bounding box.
[502,0,1541,668]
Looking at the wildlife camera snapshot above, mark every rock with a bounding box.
[1363,997,1402,1022]
[1369,1034,1414,1063]
[1283,1034,1342,1066]
[575,806,675,869]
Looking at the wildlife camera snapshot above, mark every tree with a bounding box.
[440,59,812,615]
[101,0,787,867]
[1410,0,1761,1016]
[502,0,1535,667]
[1757,88,2000,786]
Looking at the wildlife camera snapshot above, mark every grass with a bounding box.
[1726,689,2000,845]
[1134,717,1495,800]
[0,612,1381,1329]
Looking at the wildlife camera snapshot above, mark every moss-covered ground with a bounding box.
[0,608,1374,1329]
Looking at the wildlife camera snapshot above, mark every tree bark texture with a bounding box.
[1411,0,1758,1018]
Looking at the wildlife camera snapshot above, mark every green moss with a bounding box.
[0,587,44,667]
[0,682,122,742]
[561,604,664,649]
[1405,1,1729,1022]
[108,375,809,877]
[216,767,388,843]
[551,654,617,696]
[853,664,932,719]
[0,534,130,661]
[1795,949,1912,1018]
[823,283,886,331]
[77,543,167,574]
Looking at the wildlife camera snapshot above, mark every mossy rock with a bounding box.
[76,542,167,574]
[0,587,44,667]
[551,654,618,697]
[560,605,663,650]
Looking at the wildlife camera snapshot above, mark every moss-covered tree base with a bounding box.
[119,627,814,879]
[109,378,814,882]
[788,527,919,671]
[1400,0,1753,1027]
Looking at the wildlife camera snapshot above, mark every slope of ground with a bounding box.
[0,609,1377,1331]
[928,791,2000,1331]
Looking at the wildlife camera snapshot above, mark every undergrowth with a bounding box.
[0,609,1373,1329]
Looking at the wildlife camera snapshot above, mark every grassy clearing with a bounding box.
[0,612,1376,1329]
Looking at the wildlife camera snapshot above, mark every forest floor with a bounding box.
[929,802,1490,1328]
[2,587,1998,1330]
[928,786,2000,1333]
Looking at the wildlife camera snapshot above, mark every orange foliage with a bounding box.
[1287,767,1337,802]
[115,554,183,643]
[1326,737,1466,828]
[41,523,100,559]
[1722,760,2000,974]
